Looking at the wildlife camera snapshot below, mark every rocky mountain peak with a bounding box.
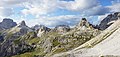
[6,20,33,35]
[2,18,14,23]
[18,21,27,27]
[0,18,17,30]
[79,18,88,26]
[76,18,94,30]
[99,12,120,30]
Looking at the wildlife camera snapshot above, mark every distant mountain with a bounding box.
[54,25,70,33]
[0,18,17,30]
[6,20,33,35]
[32,25,46,31]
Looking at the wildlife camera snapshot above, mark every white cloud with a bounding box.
[83,6,110,16]
[59,0,99,11]
[0,0,27,17]
[0,0,27,7]
[21,0,100,17]
[0,7,14,17]
[108,3,120,12]
[21,0,58,16]
[19,15,81,27]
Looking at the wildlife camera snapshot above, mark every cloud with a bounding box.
[21,0,116,16]
[21,0,100,17]
[108,3,120,12]
[0,0,27,7]
[0,7,14,17]
[21,0,58,16]
[0,0,27,17]
[19,0,116,27]
[20,15,81,27]
[83,6,110,16]
[59,0,99,11]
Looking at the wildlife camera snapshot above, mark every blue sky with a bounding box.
[0,0,120,27]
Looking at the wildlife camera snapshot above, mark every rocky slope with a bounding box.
[0,20,34,57]
[52,12,120,57]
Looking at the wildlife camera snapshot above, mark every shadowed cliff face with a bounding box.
[99,12,120,30]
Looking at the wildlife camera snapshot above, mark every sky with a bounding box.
[0,0,120,27]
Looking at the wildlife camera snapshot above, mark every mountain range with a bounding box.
[0,12,120,57]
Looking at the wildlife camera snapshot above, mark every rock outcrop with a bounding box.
[37,25,51,37]
[18,21,27,27]
[0,18,17,30]
[54,25,70,33]
[75,18,94,30]
[99,12,120,30]
[32,25,44,31]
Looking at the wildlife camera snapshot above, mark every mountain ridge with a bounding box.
[0,12,120,57]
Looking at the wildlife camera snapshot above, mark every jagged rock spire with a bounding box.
[76,18,94,30]
[18,20,27,27]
